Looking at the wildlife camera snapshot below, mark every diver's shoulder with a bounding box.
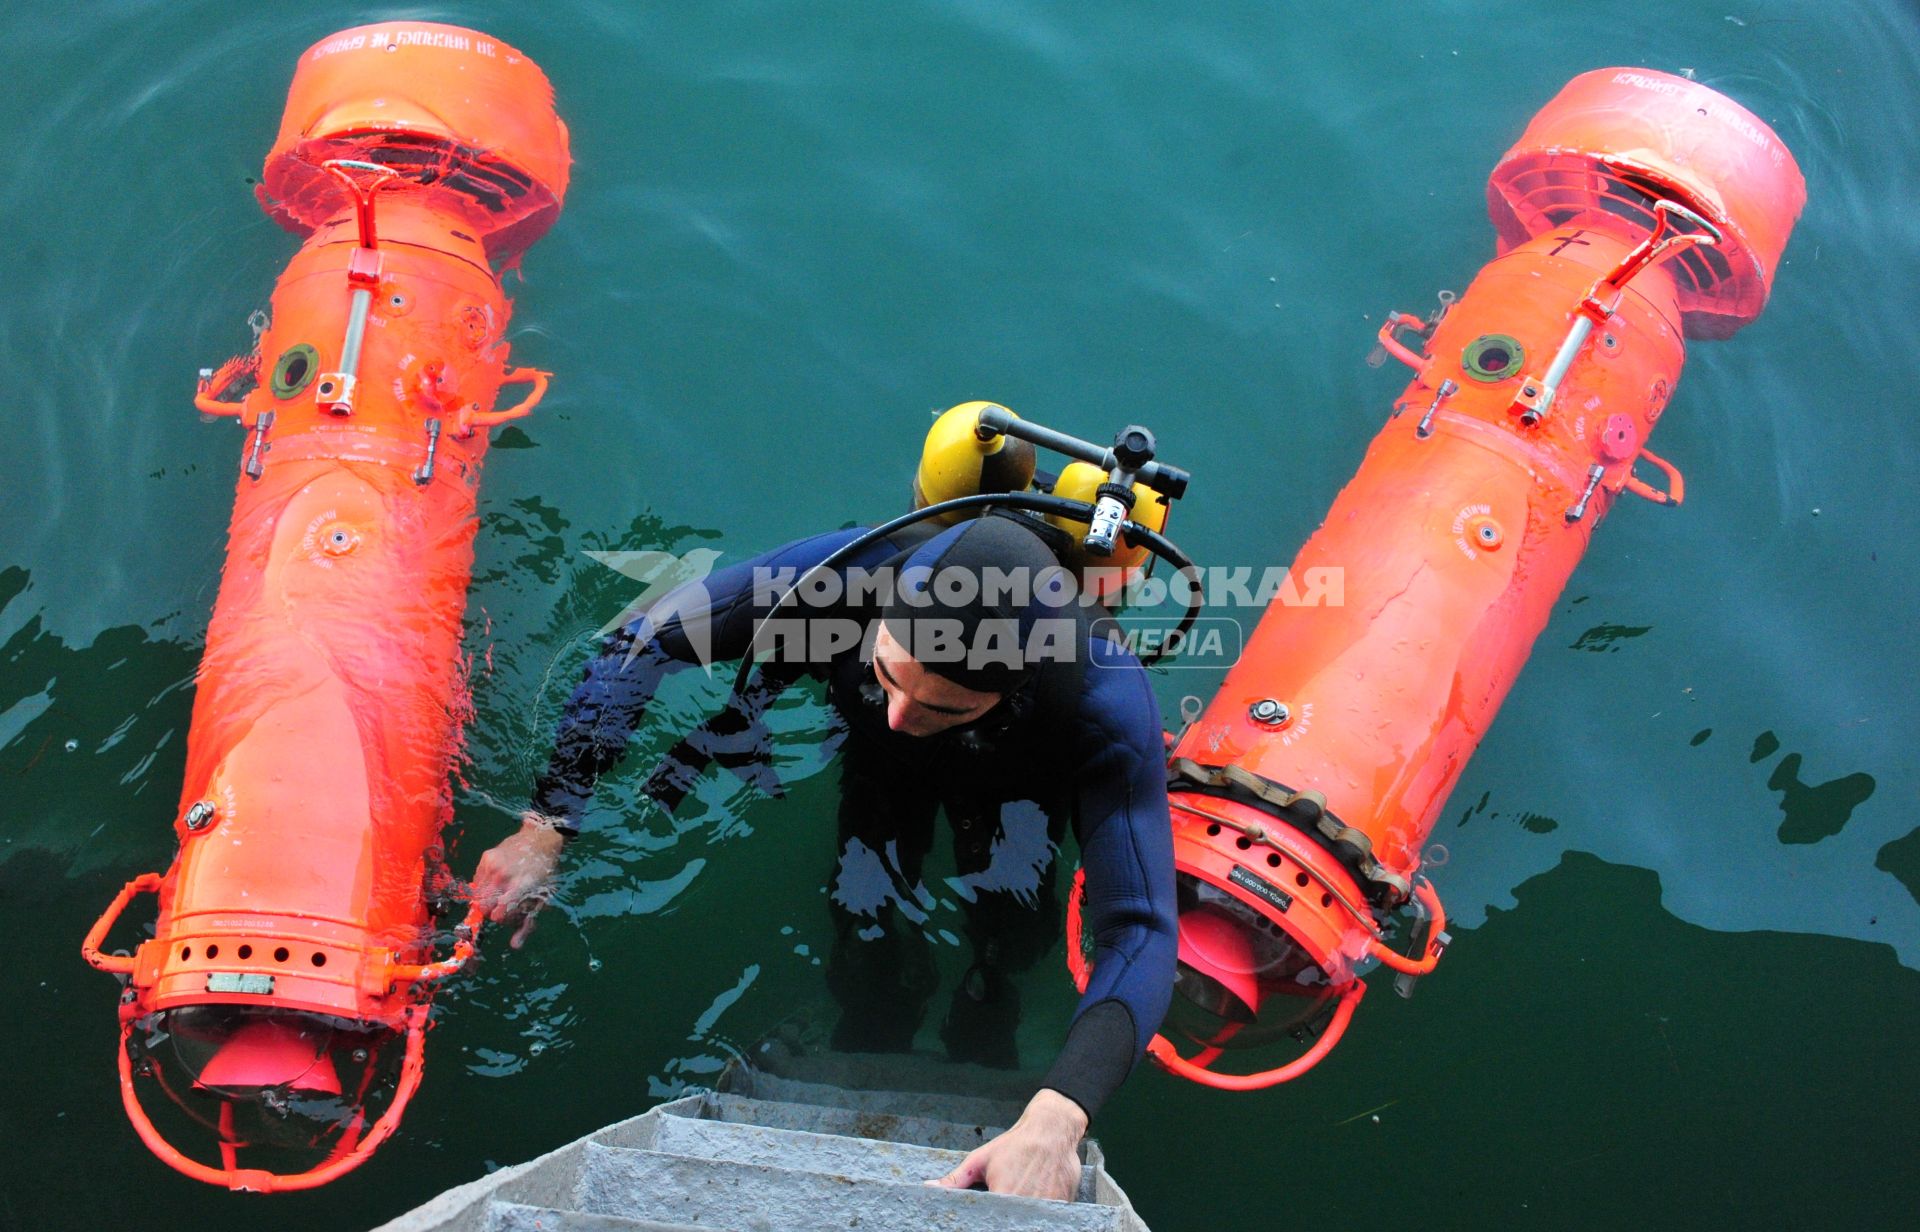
[1072,631,1158,738]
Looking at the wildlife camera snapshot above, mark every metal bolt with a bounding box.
[183,800,217,831]
[1249,699,1290,726]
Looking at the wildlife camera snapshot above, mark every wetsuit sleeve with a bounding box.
[1038,640,1177,1122]
[529,527,875,832]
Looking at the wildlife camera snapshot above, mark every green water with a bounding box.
[4,1,1918,1228]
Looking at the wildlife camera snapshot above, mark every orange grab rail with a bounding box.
[1364,879,1447,977]
[458,367,550,435]
[1144,981,1367,1092]
[115,1005,431,1193]
[82,873,163,975]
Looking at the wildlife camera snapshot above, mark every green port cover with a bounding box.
[270,344,320,398]
[1463,334,1525,381]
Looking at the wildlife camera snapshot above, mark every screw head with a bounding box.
[183,800,217,831]
[1249,699,1290,726]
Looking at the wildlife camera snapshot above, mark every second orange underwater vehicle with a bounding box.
[1071,68,1806,1087]
[82,23,568,1188]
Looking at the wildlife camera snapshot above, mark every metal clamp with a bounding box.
[412,417,443,486]
[1415,379,1458,439]
[243,411,274,481]
[1565,464,1605,523]
[1514,199,1722,426]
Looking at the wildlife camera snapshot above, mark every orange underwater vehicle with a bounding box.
[1071,69,1806,1088]
[81,24,568,1188]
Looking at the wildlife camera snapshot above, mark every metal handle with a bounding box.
[384,903,486,984]
[1063,866,1370,1089]
[82,873,163,974]
[1622,445,1685,507]
[973,405,1189,499]
[1364,879,1449,976]
[1375,311,1434,373]
[1142,981,1366,1091]
[458,367,551,436]
[194,355,257,418]
[1581,196,1723,320]
[320,159,403,251]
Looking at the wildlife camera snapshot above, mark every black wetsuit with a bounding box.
[530,520,1178,1120]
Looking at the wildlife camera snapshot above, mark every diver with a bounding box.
[473,425,1180,1202]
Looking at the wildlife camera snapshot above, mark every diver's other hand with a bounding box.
[928,1088,1086,1201]
[472,812,567,948]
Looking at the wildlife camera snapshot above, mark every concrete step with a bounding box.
[484,1202,721,1232]
[720,1065,1029,1131]
[574,1141,1128,1232]
[618,1090,1011,1154]
[652,1113,967,1185]
[375,1091,1147,1232]
[644,1110,1102,1202]
[674,1089,1110,1174]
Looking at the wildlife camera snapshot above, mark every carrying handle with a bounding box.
[194,355,258,419]
[385,904,486,984]
[1374,311,1434,373]
[1143,980,1367,1091]
[320,159,404,251]
[1063,867,1369,1090]
[457,368,550,436]
[1364,878,1449,976]
[1622,446,1685,507]
[115,1005,430,1192]
[82,873,163,974]
[1580,197,1723,321]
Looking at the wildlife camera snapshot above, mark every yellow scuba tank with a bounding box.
[912,402,1037,520]
[1043,461,1170,603]
[912,402,1173,605]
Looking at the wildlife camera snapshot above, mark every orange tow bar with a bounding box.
[1070,68,1805,1088]
[82,24,568,1189]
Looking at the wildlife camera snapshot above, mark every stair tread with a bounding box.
[719,1067,1027,1130]
[619,1091,1013,1153]
[485,1200,729,1232]
[648,1116,1104,1202]
[576,1141,1127,1232]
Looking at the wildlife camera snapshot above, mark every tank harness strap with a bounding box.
[1166,757,1412,904]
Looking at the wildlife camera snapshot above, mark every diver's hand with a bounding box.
[472,812,567,948]
[928,1088,1086,1201]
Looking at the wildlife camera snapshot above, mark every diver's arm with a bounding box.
[473,528,872,926]
[1038,648,1178,1121]
[527,527,874,834]
[934,658,1174,1201]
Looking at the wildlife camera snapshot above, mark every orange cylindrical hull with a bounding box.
[85,24,567,1190]
[1132,68,1804,1088]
